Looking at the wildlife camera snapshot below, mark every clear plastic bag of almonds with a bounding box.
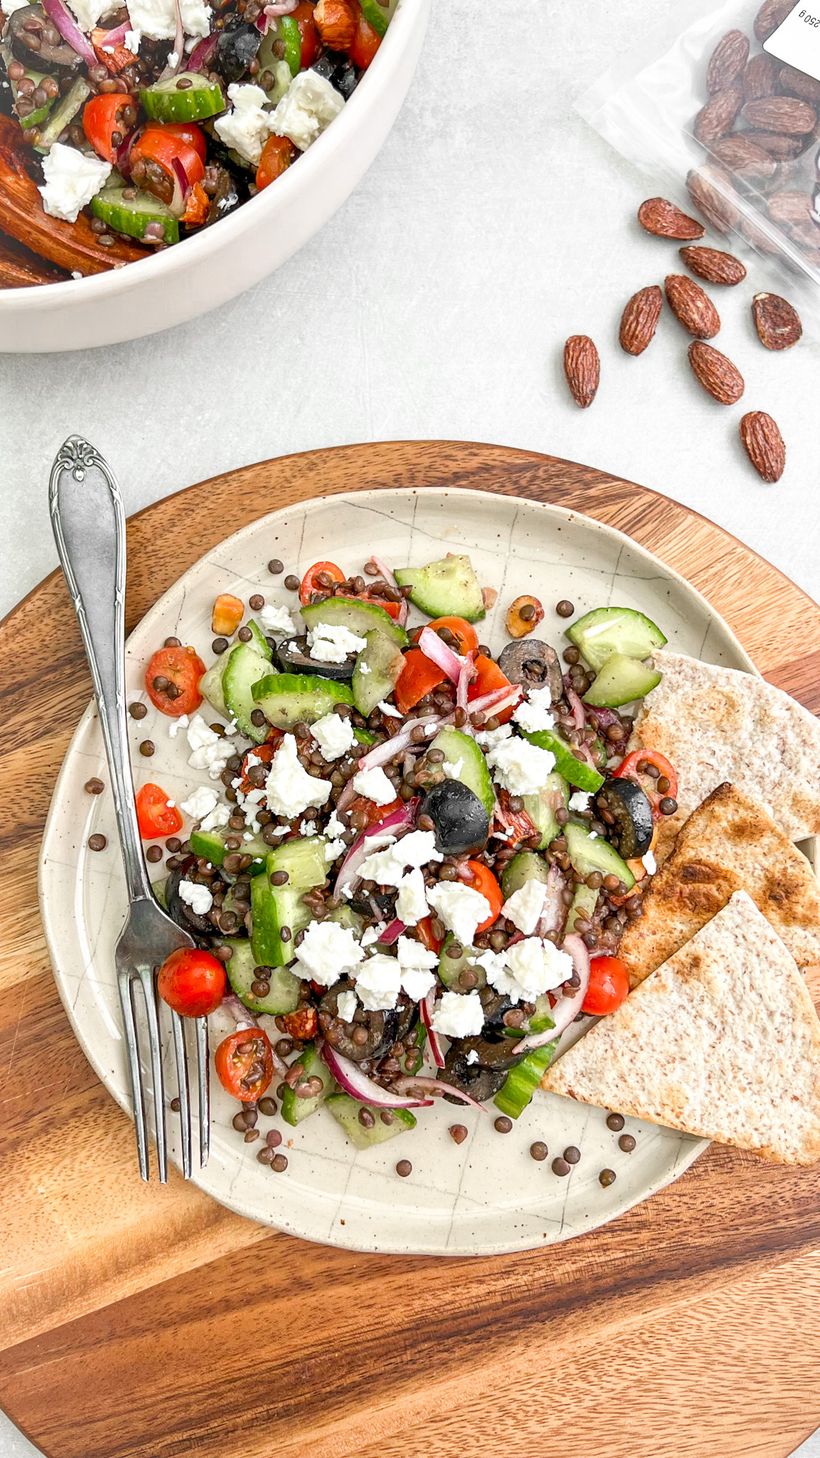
[579,0,820,328]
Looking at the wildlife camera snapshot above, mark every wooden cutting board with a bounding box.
[1,441,818,1458]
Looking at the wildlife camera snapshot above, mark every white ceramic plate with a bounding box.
[40,486,756,1255]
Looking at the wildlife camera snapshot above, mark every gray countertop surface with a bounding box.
[1,0,817,1453]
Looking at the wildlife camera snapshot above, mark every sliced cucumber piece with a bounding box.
[494,1041,557,1119]
[437,933,484,990]
[566,883,599,935]
[278,13,302,73]
[500,849,550,901]
[223,937,301,1015]
[152,876,168,909]
[354,726,376,746]
[34,76,90,152]
[527,993,556,1035]
[281,1043,336,1125]
[4,49,55,130]
[564,822,635,891]
[583,653,662,709]
[250,837,328,966]
[222,642,271,743]
[352,629,404,717]
[189,824,268,868]
[521,728,604,794]
[246,620,273,660]
[91,181,179,245]
[326,1093,416,1148]
[257,46,292,104]
[568,606,667,672]
[251,671,354,729]
[428,727,495,817]
[141,71,225,123]
[359,0,396,36]
[327,904,365,935]
[199,659,229,717]
[395,554,485,624]
[301,596,408,648]
[522,770,570,850]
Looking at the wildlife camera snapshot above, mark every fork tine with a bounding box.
[140,967,168,1183]
[118,974,150,1182]
[171,1011,192,1179]
[195,1017,210,1168]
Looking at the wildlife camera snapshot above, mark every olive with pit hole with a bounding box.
[498,638,563,701]
[594,777,654,860]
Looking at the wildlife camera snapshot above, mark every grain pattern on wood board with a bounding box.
[0,441,818,1458]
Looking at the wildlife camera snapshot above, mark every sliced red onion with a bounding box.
[455,652,476,717]
[379,917,405,946]
[536,864,567,939]
[418,626,465,686]
[42,0,96,66]
[393,1074,486,1112]
[564,678,586,729]
[514,934,591,1056]
[223,992,256,1026]
[587,705,621,730]
[322,1044,433,1108]
[187,31,218,70]
[115,125,138,178]
[99,20,129,45]
[419,989,445,1069]
[332,799,418,897]
[371,557,408,627]
[336,714,443,812]
[467,682,523,718]
[170,154,191,213]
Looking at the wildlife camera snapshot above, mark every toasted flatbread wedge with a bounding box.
[631,650,820,856]
[620,784,820,992]
[543,893,820,1166]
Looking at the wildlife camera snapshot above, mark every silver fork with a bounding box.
[49,435,210,1182]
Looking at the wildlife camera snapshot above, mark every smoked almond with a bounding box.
[619,285,663,356]
[687,166,739,234]
[679,245,746,286]
[563,335,600,409]
[694,86,744,144]
[637,197,705,240]
[741,96,817,134]
[706,30,750,93]
[665,274,721,339]
[752,291,803,350]
[742,52,779,101]
[688,341,745,404]
[740,411,786,481]
[712,133,777,178]
[778,63,820,105]
[754,0,796,42]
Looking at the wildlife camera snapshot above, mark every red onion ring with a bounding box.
[393,1074,486,1112]
[455,652,476,717]
[418,626,465,685]
[221,997,289,1078]
[187,31,218,70]
[333,800,418,897]
[336,714,443,813]
[514,934,590,1056]
[419,989,445,1068]
[379,917,406,946]
[466,683,523,718]
[563,678,586,729]
[371,557,409,627]
[322,1045,433,1108]
[536,865,568,939]
[41,0,96,66]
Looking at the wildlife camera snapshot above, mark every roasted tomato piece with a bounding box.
[215,1027,274,1101]
[145,645,206,716]
[136,782,184,839]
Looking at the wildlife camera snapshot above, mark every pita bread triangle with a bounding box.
[542,892,820,1165]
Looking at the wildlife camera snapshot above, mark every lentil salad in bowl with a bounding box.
[43,483,765,1254]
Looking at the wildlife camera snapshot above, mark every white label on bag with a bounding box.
[764,5,820,82]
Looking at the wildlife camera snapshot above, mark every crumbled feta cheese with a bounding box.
[180,785,220,822]
[431,990,485,1038]
[310,712,355,761]
[258,603,296,635]
[360,923,386,948]
[168,713,189,738]
[360,830,442,887]
[568,790,592,812]
[126,0,209,40]
[426,882,492,947]
[478,937,572,1004]
[186,715,235,780]
[502,879,547,936]
[476,723,513,751]
[395,936,437,1001]
[299,818,318,837]
[336,989,358,1023]
[358,662,371,676]
[588,831,599,840]
[378,700,402,718]
[486,734,555,795]
[38,145,111,224]
[395,868,428,926]
[214,82,276,164]
[270,69,344,152]
[399,966,437,1002]
[294,920,364,986]
[67,0,117,31]
[513,688,556,735]
[177,880,213,915]
[441,757,464,780]
[465,1048,479,1066]
[351,765,396,806]
[306,623,367,664]
[325,809,346,839]
[355,954,401,1012]
[124,27,141,50]
[200,801,231,833]
[167,48,179,65]
[265,734,332,818]
[642,849,657,875]
[324,837,345,862]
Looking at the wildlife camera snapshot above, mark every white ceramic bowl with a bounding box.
[0,0,430,353]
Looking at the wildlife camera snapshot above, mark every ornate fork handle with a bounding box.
[49,436,153,905]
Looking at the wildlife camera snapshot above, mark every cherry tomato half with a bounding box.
[614,750,679,811]
[394,647,447,715]
[423,617,479,656]
[82,93,137,164]
[130,126,205,210]
[145,120,207,163]
[256,134,296,191]
[238,738,280,795]
[145,645,206,716]
[291,0,318,68]
[136,783,183,839]
[215,1026,274,1102]
[299,560,345,605]
[463,861,503,934]
[157,947,226,1018]
[346,793,402,827]
[416,915,443,955]
[468,653,515,724]
[349,6,380,67]
[582,956,630,1016]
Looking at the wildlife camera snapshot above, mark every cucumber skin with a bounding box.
[359,0,394,36]
[91,189,179,245]
[566,882,599,934]
[494,1041,557,1119]
[141,74,225,123]
[326,1093,416,1148]
[564,822,635,890]
[352,630,403,717]
[281,1043,336,1125]
[252,671,354,728]
[500,850,550,901]
[222,642,271,743]
[429,727,495,817]
[223,938,301,1016]
[395,555,485,624]
[250,838,328,966]
[583,654,662,709]
[301,596,408,648]
[522,728,604,794]
[568,606,667,673]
